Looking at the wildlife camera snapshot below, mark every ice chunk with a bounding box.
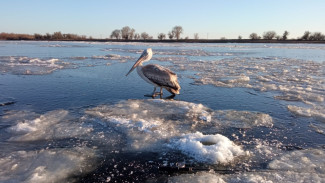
[0,147,96,183]
[287,105,325,122]
[4,110,93,141]
[85,99,214,150]
[85,99,273,151]
[171,56,324,121]
[169,172,226,183]
[169,169,325,183]
[170,132,247,164]
[269,149,325,174]
[91,54,131,60]
[215,110,273,128]
[0,56,69,75]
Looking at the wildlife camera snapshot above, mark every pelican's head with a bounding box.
[126,48,153,76]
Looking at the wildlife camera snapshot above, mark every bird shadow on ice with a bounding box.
[145,94,176,100]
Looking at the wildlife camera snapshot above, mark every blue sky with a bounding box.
[1,0,324,39]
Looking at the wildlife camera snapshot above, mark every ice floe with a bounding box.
[0,56,69,75]
[169,56,324,124]
[3,110,93,141]
[287,105,325,122]
[91,54,132,61]
[169,170,325,183]
[269,149,325,173]
[215,110,273,128]
[169,149,325,183]
[85,99,271,161]
[0,147,96,183]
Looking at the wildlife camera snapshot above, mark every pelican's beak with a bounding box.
[125,53,146,76]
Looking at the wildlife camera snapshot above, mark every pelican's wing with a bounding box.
[142,64,180,91]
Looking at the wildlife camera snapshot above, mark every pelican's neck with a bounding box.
[136,64,143,75]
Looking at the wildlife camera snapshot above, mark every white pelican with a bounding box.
[126,48,181,96]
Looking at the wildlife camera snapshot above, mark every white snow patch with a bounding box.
[170,132,247,164]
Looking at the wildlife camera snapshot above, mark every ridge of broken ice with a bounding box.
[0,56,69,75]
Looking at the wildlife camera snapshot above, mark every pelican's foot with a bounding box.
[144,92,163,98]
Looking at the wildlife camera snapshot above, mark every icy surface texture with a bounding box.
[0,56,69,75]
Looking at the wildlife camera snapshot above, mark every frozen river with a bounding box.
[0,41,324,182]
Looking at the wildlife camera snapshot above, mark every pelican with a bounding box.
[126,48,181,97]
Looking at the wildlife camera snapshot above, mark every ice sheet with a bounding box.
[85,99,272,159]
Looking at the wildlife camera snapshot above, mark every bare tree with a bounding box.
[34,33,43,40]
[194,33,199,40]
[45,33,51,40]
[121,26,131,40]
[157,33,166,40]
[309,32,325,41]
[141,32,149,40]
[275,35,281,40]
[172,26,183,40]
[249,33,259,40]
[238,35,242,40]
[110,29,121,39]
[129,28,135,40]
[52,32,64,40]
[282,31,289,40]
[134,33,140,40]
[263,31,277,40]
[168,31,174,40]
[301,31,310,40]
[220,37,226,40]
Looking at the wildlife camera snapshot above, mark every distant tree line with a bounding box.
[110,25,184,41]
[0,32,91,40]
[0,32,34,40]
[1,28,325,41]
[249,30,325,41]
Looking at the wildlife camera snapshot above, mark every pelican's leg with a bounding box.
[152,87,157,96]
[144,87,157,97]
[159,87,163,96]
